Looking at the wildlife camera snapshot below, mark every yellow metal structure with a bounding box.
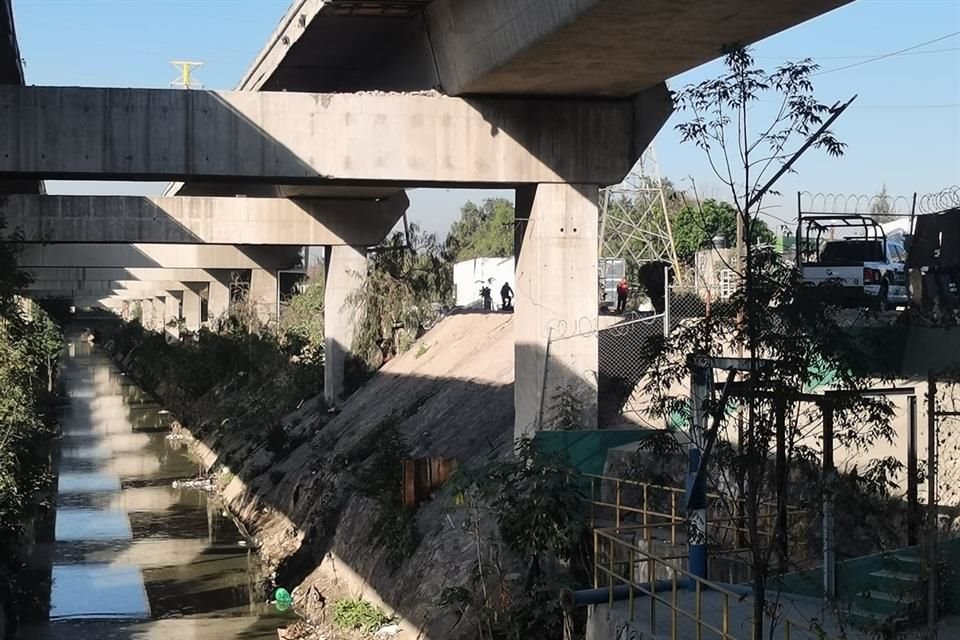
[584,473,822,638]
[170,60,204,90]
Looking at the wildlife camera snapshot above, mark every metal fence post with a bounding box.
[663,265,671,337]
[908,395,919,547]
[822,402,836,600]
[927,370,938,638]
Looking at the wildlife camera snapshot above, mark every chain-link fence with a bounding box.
[597,312,666,426]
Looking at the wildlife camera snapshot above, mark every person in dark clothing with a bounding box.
[480,286,492,311]
[500,282,514,310]
[637,260,671,314]
[616,277,629,313]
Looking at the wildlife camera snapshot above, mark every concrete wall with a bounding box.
[453,257,514,308]
[0,86,636,186]
[1,194,406,245]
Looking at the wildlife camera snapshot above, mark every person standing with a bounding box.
[480,286,492,311]
[500,282,514,310]
[616,277,629,313]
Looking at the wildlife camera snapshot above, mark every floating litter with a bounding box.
[273,587,293,612]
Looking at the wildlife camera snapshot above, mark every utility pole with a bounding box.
[170,61,204,90]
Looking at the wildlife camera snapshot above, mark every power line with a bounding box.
[849,103,960,110]
[758,46,960,61]
[814,31,960,76]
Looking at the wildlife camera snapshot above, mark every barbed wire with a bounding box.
[798,190,914,216]
[919,185,960,214]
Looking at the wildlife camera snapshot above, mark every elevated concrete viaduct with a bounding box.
[240,0,851,97]
[1,82,670,414]
[176,0,851,428]
[0,0,40,196]
[3,0,853,431]
[18,245,300,319]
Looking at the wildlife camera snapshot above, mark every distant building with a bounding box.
[453,257,514,308]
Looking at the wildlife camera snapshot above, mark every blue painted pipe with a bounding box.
[561,579,689,611]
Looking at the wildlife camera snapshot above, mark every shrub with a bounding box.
[332,597,391,632]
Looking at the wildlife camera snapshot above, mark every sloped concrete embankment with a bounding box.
[112,313,516,638]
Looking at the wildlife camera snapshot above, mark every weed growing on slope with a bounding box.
[332,597,392,632]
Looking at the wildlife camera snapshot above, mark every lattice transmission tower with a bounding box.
[599,144,682,279]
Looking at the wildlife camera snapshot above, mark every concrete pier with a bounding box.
[208,279,231,320]
[181,287,201,331]
[324,245,367,406]
[514,183,599,438]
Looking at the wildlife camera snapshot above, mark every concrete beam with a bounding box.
[26,267,230,282]
[0,86,636,186]
[29,280,198,293]
[0,193,407,245]
[31,288,180,300]
[17,244,301,269]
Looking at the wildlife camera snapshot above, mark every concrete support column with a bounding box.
[249,268,278,322]
[208,278,230,321]
[514,183,599,439]
[139,299,155,331]
[163,295,180,342]
[324,245,367,407]
[181,288,201,332]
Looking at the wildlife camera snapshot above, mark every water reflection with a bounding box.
[25,333,291,639]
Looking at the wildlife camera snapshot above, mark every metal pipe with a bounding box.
[560,581,685,611]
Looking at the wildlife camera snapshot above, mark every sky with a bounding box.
[11,0,960,238]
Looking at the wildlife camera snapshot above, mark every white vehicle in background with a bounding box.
[797,214,909,310]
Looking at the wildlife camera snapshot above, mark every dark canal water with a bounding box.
[23,332,293,639]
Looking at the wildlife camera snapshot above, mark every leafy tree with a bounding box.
[279,266,325,365]
[669,46,866,639]
[445,198,515,261]
[868,183,896,222]
[351,223,452,370]
[442,439,584,640]
[0,216,62,627]
[671,198,775,263]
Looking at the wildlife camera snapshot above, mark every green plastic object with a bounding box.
[274,587,293,612]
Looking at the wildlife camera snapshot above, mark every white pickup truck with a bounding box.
[798,215,908,310]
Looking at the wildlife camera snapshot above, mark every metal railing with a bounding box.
[593,527,830,639]
[585,474,808,553]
